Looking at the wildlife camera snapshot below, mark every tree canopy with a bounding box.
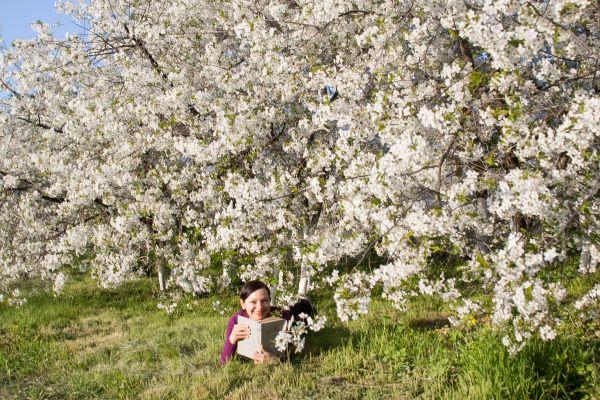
[1,0,598,352]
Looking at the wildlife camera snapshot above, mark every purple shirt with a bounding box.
[220,307,290,364]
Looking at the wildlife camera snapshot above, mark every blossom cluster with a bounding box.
[275,313,327,353]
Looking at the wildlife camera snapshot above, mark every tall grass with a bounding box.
[0,276,598,399]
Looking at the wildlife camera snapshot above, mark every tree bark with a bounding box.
[157,262,166,292]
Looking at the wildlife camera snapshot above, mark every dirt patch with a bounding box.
[0,386,15,400]
[58,315,124,357]
[64,330,124,357]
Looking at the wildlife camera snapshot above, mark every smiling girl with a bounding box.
[220,280,316,364]
[220,280,283,364]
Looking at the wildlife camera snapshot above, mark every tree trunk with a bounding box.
[298,276,309,297]
[157,263,166,292]
[270,267,282,303]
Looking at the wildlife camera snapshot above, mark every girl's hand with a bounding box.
[253,346,278,364]
[229,324,251,344]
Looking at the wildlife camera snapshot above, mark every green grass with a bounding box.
[0,277,598,400]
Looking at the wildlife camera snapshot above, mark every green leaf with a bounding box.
[476,253,488,269]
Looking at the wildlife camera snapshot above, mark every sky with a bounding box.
[0,1,83,45]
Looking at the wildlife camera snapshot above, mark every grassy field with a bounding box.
[0,276,598,400]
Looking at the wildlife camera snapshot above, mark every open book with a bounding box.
[236,315,286,359]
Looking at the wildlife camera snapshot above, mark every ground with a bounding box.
[0,276,598,399]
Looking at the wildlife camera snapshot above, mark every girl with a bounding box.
[220,280,315,364]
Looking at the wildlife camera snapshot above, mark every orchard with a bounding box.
[0,0,598,354]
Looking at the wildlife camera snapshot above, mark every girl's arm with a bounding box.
[219,314,238,364]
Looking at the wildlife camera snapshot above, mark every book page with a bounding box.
[236,315,261,359]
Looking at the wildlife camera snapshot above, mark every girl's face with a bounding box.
[240,288,271,321]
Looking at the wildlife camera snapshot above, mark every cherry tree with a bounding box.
[0,0,598,352]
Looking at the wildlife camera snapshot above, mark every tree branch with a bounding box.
[0,78,22,100]
[322,10,380,31]
[558,179,600,235]
[1,169,111,209]
[16,116,65,134]
[436,132,458,207]
[123,23,202,117]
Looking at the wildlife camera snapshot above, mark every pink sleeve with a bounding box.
[220,313,238,364]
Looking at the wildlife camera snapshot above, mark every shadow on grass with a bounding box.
[5,277,157,316]
[455,330,600,400]
[0,278,159,341]
[408,316,450,331]
[290,324,353,362]
[521,335,600,399]
[62,278,157,311]
[293,313,452,363]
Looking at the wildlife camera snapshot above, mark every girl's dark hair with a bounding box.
[289,298,316,321]
[240,280,271,301]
